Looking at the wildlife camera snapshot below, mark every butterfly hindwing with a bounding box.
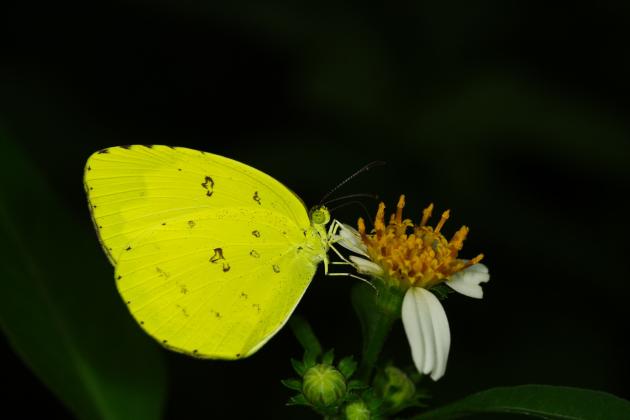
[114,207,318,358]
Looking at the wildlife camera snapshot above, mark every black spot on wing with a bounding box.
[188,220,196,228]
[272,264,281,273]
[249,250,260,258]
[253,191,261,205]
[252,230,261,238]
[201,176,214,197]
[222,263,231,272]
[209,247,225,263]
[176,304,189,317]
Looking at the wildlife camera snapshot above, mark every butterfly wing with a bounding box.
[84,145,309,264]
[115,209,319,358]
[84,145,325,357]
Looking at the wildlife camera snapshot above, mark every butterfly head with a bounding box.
[309,205,331,227]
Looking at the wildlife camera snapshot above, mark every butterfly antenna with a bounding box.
[323,193,379,206]
[319,161,386,205]
[329,200,375,226]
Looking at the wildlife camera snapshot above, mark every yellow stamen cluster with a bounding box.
[358,195,483,289]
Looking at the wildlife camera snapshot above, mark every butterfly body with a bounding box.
[84,145,330,358]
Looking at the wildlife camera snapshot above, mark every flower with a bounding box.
[336,195,489,381]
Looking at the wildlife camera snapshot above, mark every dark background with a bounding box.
[2,1,629,419]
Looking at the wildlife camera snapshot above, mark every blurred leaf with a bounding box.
[0,134,166,420]
[413,385,630,420]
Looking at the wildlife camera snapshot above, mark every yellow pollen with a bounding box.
[420,203,433,227]
[357,195,484,289]
[435,210,450,233]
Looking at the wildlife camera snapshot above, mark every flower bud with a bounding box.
[344,399,371,420]
[373,366,416,412]
[302,364,347,407]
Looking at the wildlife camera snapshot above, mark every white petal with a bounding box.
[402,288,451,381]
[446,263,490,299]
[349,255,383,276]
[334,223,369,256]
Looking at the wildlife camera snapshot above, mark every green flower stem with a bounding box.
[352,280,405,382]
[289,314,323,357]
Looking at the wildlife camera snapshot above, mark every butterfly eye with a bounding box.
[310,206,331,225]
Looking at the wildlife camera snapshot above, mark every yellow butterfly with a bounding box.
[84,145,337,359]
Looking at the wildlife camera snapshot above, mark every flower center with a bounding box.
[357,195,483,289]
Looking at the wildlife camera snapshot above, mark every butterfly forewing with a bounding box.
[84,145,310,264]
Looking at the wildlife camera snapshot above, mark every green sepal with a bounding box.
[286,394,310,407]
[361,388,383,413]
[322,348,335,365]
[281,378,303,391]
[338,355,358,379]
[347,380,369,391]
[303,350,317,370]
[429,284,453,300]
[291,358,306,377]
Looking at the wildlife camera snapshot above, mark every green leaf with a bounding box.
[338,355,358,379]
[413,385,630,420]
[0,135,166,420]
[281,378,303,391]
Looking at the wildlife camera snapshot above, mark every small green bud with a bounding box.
[302,364,347,407]
[373,366,416,412]
[344,399,371,420]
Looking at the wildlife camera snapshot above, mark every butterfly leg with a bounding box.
[327,271,376,291]
[326,219,355,263]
